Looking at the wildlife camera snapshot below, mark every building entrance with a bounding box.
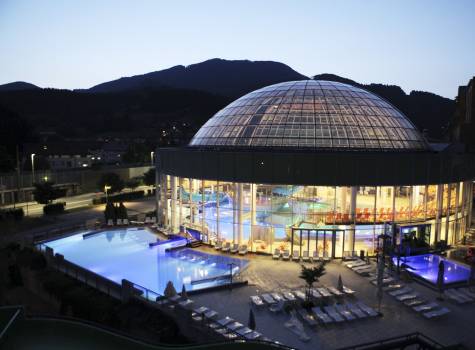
[291,228,345,259]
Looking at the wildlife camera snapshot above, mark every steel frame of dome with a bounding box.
[190,80,428,151]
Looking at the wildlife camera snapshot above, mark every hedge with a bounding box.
[92,190,145,205]
[43,202,66,215]
[0,208,24,221]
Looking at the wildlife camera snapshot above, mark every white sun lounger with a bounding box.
[301,251,310,262]
[327,286,344,296]
[116,219,123,225]
[389,286,412,297]
[217,316,234,326]
[270,293,284,302]
[230,243,239,254]
[297,308,318,326]
[293,290,306,301]
[342,286,356,295]
[204,310,218,319]
[413,302,439,313]
[312,307,333,324]
[269,300,285,313]
[345,260,366,268]
[272,249,281,259]
[311,251,321,263]
[227,321,244,331]
[214,241,223,250]
[317,287,332,298]
[310,289,323,299]
[450,289,474,302]
[323,305,345,323]
[444,289,471,304]
[238,245,247,255]
[221,242,231,252]
[236,326,253,336]
[396,293,419,302]
[423,307,450,319]
[282,291,296,302]
[335,304,356,321]
[404,298,426,307]
[322,251,331,262]
[250,295,264,307]
[458,288,475,298]
[261,293,276,304]
[291,250,300,261]
[345,303,367,318]
[244,331,262,340]
[282,250,290,260]
[355,301,379,317]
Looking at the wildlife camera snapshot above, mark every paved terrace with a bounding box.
[191,247,474,349]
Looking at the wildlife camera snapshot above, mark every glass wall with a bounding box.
[160,175,472,257]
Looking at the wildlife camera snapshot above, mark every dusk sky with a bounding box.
[1,0,474,98]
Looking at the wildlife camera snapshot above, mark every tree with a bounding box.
[299,262,327,303]
[248,309,256,330]
[143,168,155,187]
[33,181,64,205]
[97,172,124,193]
[104,202,116,222]
[125,177,141,190]
[117,202,128,220]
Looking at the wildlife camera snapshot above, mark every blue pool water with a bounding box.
[43,228,249,295]
[394,254,470,285]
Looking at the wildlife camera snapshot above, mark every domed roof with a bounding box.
[189,80,428,151]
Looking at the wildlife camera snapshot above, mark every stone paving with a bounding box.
[191,249,475,349]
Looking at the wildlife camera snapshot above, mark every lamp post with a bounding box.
[31,153,36,185]
[104,185,111,204]
[150,151,155,166]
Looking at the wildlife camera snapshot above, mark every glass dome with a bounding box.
[189,80,428,151]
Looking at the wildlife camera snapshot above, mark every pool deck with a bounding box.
[189,247,475,349]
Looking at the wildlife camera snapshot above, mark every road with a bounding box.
[2,186,154,217]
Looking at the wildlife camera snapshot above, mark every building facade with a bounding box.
[157,80,475,258]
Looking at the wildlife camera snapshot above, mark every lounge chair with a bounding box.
[355,301,378,317]
[269,300,285,313]
[272,249,281,259]
[270,292,284,302]
[221,242,231,252]
[334,304,356,321]
[322,251,331,262]
[117,218,123,225]
[370,277,396,286]
[345,260,366,268]
[458,288,475,298]
[310,289,323,300]
[178,299,194,309]
[311,251,321,263]
[123,218,129,225]
[383,283,405,292]
[327,286,344,296]
[145,217,151,224]
[107,219,114,226]
[293,290,306,301]
[227,321,244,331]
[250,295,264,307]
[389,287,412,297]
[451,289,474,302]
[204,310,218,320]
[238,245,247,255]
[282,291,296,302]
[214,240,223,250]
[444,289,471,304]
[342,286,356,295]
[396,293,419,302]
[191,306,209,321]
[236,327,253,336]
[312,307,333,325]
[297,308,318,327]
[282,250,290,260]
[317,287,332,298]
[244,331,262,340]
[353,264,373,272]
[413,302,439,313]
[150,217,157,223]
[343,251,358,261]
[291,249,300,261]
[423,307,450,319]
[217,316,234,326]
[261,293,276,304]
[230,243,239,254]
[323,305,345,322]
[404,298,426,307]
[345,303,367,318]
[355,267,375,276]
[301,251,310,262]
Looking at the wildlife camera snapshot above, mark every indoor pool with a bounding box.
[394,254,470,285]
[42,227,249,295]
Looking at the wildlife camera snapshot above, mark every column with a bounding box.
[445,184,452,242]
[250,183,257,249]
[348,186,357,252]
[155,167,160,224]
[454,183,460,245]
[468,181,474,230]
[236,183,243,245]
[434,184,443,243]
[170,176,177,232]
[216,181,220,241]
[189,179,194,224]
[178,178,183,231]
[201,180,205,236]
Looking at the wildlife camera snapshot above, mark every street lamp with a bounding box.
[104,185,111,203]
[31,153,36,184]
[150,151,155,166]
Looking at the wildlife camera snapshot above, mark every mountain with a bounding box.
[314,74,454,139]
[88,58,308,97]
[0,81,40,91]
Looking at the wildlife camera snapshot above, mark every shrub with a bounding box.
[93,190,145,205]
[43,202,66,215]
[0,208,24,221]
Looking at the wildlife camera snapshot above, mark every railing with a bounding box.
[131,282,162,302]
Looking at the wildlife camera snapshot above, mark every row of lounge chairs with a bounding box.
[107,218,129,226]
[214,241,248,255]
[381,281,451,319]
[250,285,356,309]
[344,259,375,276]
[272,249,331,263]
[160,295,270,342]
[443,288,475,304]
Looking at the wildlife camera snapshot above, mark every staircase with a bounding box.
[188,239,202,248]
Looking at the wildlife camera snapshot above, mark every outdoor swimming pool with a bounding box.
[42,227,249,295]
[395,254,471,285]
